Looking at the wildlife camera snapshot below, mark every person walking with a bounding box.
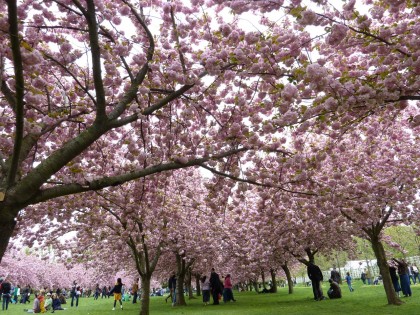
[307,262,325,301]
[345,272,354,292]
[209,268,223,305]
[131,278,139,304]
[168,274,177,306]
[111,278,124,310]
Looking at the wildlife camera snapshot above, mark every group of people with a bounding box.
[0,276,140,313]
[166,268,236,307]
[24,290,65,313]
[307,263,356,301]
[389,258,417,298]
[206,268,236,305]
[0,278,67,312]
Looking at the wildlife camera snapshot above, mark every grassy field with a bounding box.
[3,281,420,315]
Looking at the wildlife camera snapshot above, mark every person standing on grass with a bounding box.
[201,276,211,306]
[412,264,420,284]
[345,272,354,292]
[132,278,139,304]
[1,276,12,310]
[70,281,79,307]
[166,274,177,306]
[307,261,325,301]
[360,270,366,285]
[210,268,223,305]
[94,284,100,300]
[408,263,416,284]
[223,274,236,302]
[111,278,124,310]
[393,258,412,297]
[389,261,401,297]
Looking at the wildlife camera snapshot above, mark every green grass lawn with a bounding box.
[3,281,420,315]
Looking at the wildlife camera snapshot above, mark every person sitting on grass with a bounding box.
[51,293,64,312]
[24,292,40,313]
[327,279,342,299]
[38,290,46,313]
[58,293,66,305]
[44,292,52,311]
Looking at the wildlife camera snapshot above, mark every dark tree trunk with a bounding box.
[175,253,187,306]
[186,268,195,299]
[270,269,278,293]
[261,270,267,289]
[248,282,252,291]
[252,280,260,293]
[0,205,18,263]
[139,277,151,315]
[281,264,294,294]
[369,234,403,305]
[195,274,201,296]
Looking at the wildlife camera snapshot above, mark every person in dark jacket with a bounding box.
[330,266,341,284]
[393,258,412,297]
[111,278,124,310]
[327,279,342,299]
[1,277,12,310]
[51,293,64,312]
[389,261,401,297]
[209,268,222,305]
[307,262,325,301]
[167,274,177,306]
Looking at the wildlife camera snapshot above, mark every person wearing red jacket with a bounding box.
[222,274,236,302]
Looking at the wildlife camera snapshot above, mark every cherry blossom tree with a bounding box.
[0,249,106,290]
[2,0,419,265]
[309,109,420,305]
[16,168,216,314]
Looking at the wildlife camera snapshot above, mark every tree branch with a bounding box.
[6,0,25,188]
[30,147,248,204]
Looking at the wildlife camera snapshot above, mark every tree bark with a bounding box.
[261,270,267,289]
[175,253,187,306]
[195,274,201,297]
[252,280,260,293]
[139,277,151,315]
[0,206,17,263]
[270,268,278,293]
[281,264,294,294]
[186,268,195,299]
[369,234,403,305]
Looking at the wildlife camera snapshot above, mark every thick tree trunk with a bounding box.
[195,274,201,297]
[270,269,277,293]
[252,280,260,293]
[139,277,151,315]
[281,264,294,294]
[186,268,195,299]
[175,254,187,306]
[0,205,18,263]
[261,270,267,289]
[369,235,403,305]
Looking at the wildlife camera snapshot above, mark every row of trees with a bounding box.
[1,0,419,314]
